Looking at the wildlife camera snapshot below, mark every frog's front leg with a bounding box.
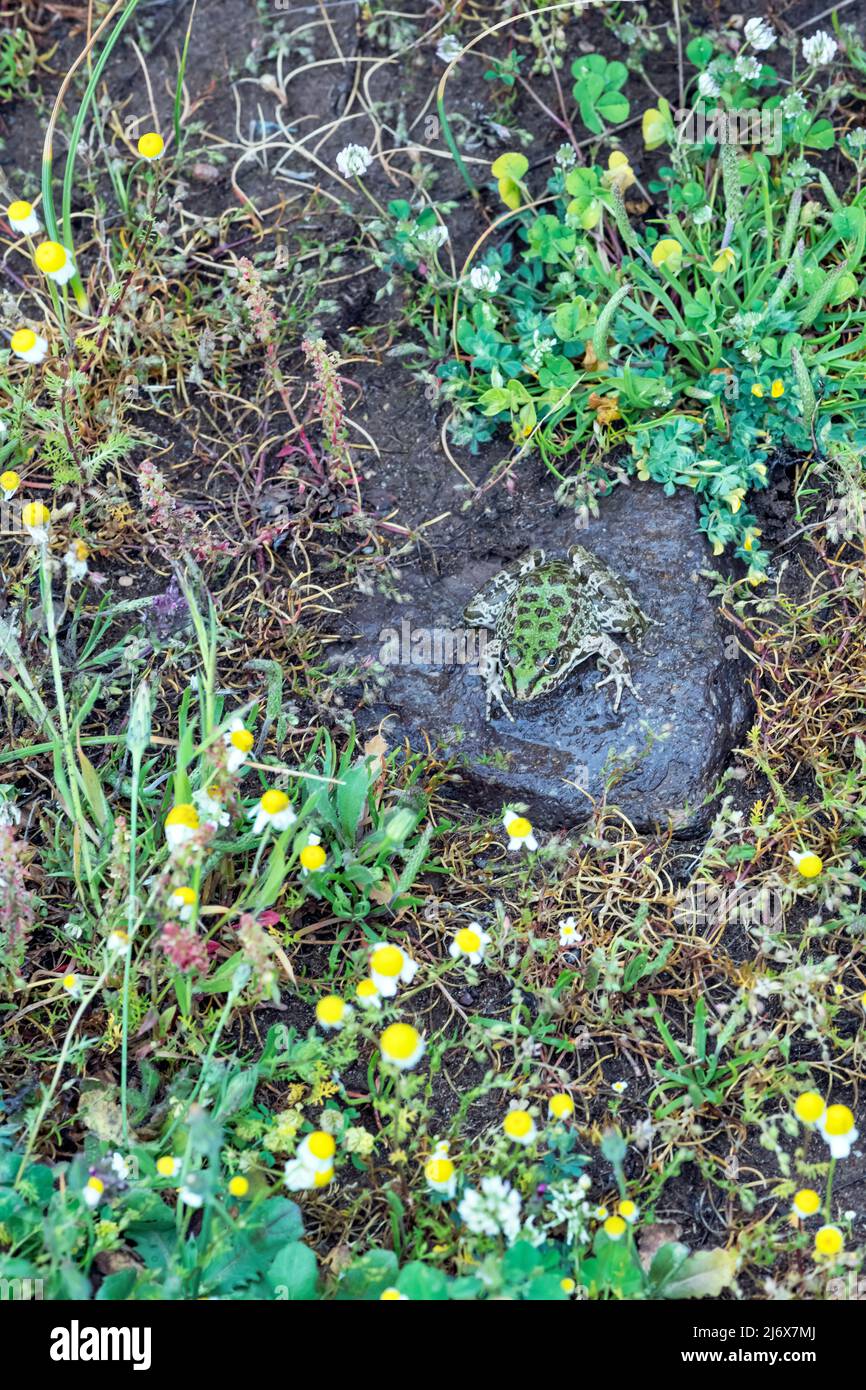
[478,637,515,722]
[590,633,641,712]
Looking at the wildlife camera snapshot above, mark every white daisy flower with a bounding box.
[106,929,130,955]
[299,833,327,876]
[502,810,538,852]
[7,200,40,235]
[817,1105,859,1159]
[168,886,196,922]
[193,784,230,828]
[379,1022,425,1071]
[559,915,582,947]
[369,943,418,997]
[9,328,48,363]
[448,925,491,964]
[110,1153,131,1181]
[249,788,296,835]
[34,240,76,284]
[502,1109,537,1145]
[315,995,352,1032]
[0,470,20,498]
[223,717,254,774]
[425,1153,457,1197]
[611,1080,628,1095]
[83,1176,104,1209]
[336,144,373,178]
[21,501,51,543]
[164,803,199,850]
[355,977,382,1010]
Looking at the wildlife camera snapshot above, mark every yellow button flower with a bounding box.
[315,994,350,1031]
[604,1215,627,1240]
[794,1091,826,1126]
[814,1225,844,1258]
[137,132,165,160]
[548,1092,575,1121]
[34,240,76,284]
[424,1156,456,1195]
[789,850,823,878]
[164,802,199,849]
[299,840,327,873]
[10,327,48,363]
[0,470,20,496]
[7,199,40,234]
[228,1175,249,1198]
[792,1188,821,1218]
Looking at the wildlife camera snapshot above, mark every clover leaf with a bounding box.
[571,54,630,135]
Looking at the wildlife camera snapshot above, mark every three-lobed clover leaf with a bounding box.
[571,53,630,135]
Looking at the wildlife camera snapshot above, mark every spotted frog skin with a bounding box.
[463,545,651,722]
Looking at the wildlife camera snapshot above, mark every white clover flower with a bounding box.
[469,264,501,294]
[10,328,48,363]
[369,942,418,997]
[168,886,196,922]
[449,925,490,964]
[223,716,254,773]
[802,30,837,66]
[179,1185,204,1209]
[436,34,463,63]
[697,71,721,99]
[782,91,808,119]
[458,1175,523,1244]
[544,1181,592,1245]
[7,200,40,235]
[744,17,775,51]
[817,1105,859,1159]
[692,205,713,225]
[249,788,296,835]
[559,915,582,947]
[555,142,578,169]
[503,810,538,852]
[336,144,373,178]
[734,54,762,81]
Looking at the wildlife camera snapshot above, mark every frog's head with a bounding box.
[504,635,575,703]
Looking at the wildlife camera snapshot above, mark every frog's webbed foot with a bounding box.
[593,634,640,712]
[479,638,514,722]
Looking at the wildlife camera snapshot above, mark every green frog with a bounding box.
[463,545,651,722]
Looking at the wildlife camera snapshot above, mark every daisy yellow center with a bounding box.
[0,471,20,491]
[507,816,532,839]
[306,1131,336,1161]
[794,1189,821,1216]
[300,843,326,871]
[823,1104,854,1136]
[380,1023,420,1061]
[796,852,823,877]
[166,803,199,829]
[260,789,289,815]
[357,978,378,998]
[604,1215,627,1238]
[380,1288,402,1300]
[425,1157,455,1183]
[137,132,165,159]
[156,1156,176,1176]
[503,1110,533,1139]
[313,1167,333,1188]
[795,1092,825,1124]
[549,1093,574,1119]
[619,1200,637,1219]
[34,240,67,274]
[228,1176,249,1197]
[172,886,196,905]
[560,1278,576,1293]
[815,1226,843,1257]
[63,974,77,989]
[231,729,254,752]
[455,928,481,954]
[11,328,36,353]
[370,945,404,977]
[87,1177,104,1193]
[8,200,33,221]
[316,995,345,1024]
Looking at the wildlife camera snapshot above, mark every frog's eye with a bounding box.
[543,653,559,670]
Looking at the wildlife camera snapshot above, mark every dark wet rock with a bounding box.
[339,481,750,832]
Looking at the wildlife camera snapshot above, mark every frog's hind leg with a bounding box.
[591,633,641,712]
[568,545,651,644]
[463,551,542,627]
